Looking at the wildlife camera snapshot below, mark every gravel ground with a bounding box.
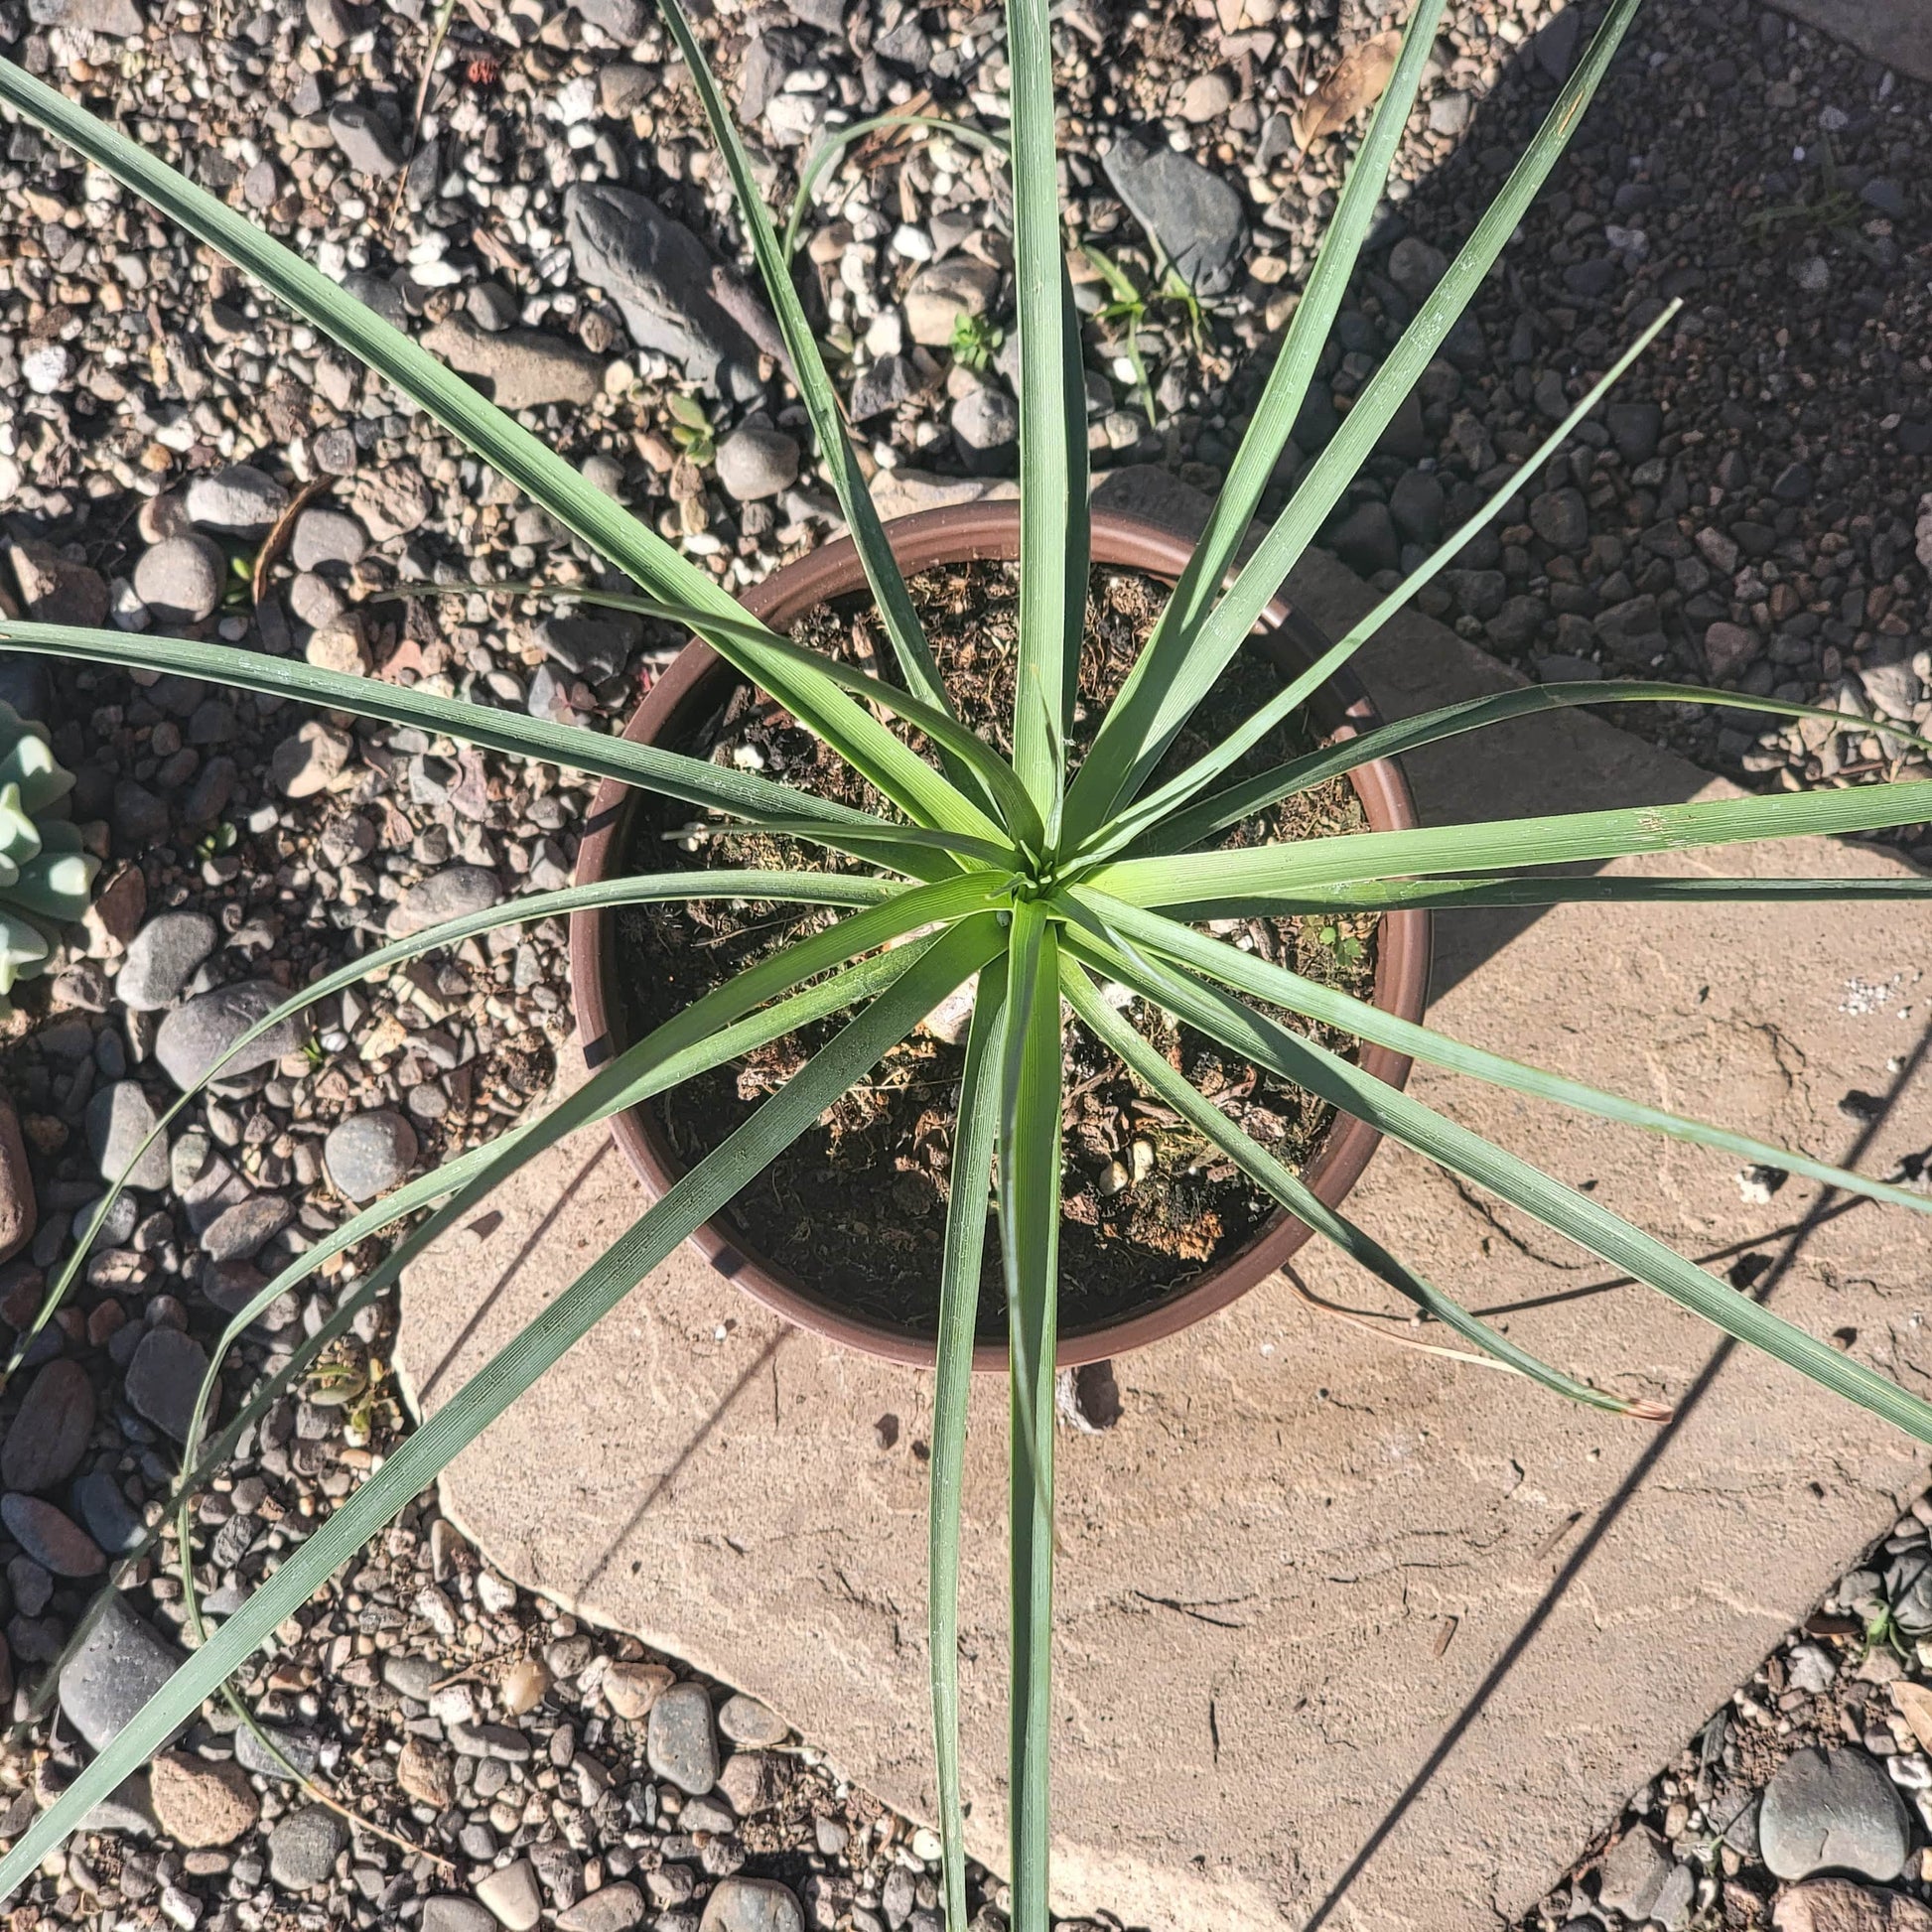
[0,0,1928,1927]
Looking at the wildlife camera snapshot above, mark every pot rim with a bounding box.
[569,501,1432,1369]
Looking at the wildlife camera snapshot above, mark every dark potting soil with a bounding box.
[611,560,1380,1346]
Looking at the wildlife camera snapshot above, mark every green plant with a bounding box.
[0,698,99,1014]
[5,2,1932,1925]
[665,388,718,464]
[1079,239,1203,429]
[950,308,1006,373]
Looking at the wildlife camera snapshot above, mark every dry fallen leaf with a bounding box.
[1292,28,1405,151]
[1892,1678,1932,1753]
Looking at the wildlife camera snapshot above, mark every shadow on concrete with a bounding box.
[569,1331,791,1603]
[416,1136,618,1407]
[1301,1013,1932,1931]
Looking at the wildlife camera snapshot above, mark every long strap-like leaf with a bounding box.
[1006,0,1075,828]
[0,62,1016,859]
[1058,954,1661,1418]
[1088,778,1932,906]
[0,917,1007,1899]
[7,869,957,1379]
[1063,0,1646,833]
[997,897,1060,1932]
[1076,887,1932,1220]
[1079,301,1683,861]
[1088,937,1932,1449]
[655,2,962,740]
[1253,875,1932,911]
[397,580,1042,848]
[1061,0,1448,842]
[1148,677,1932,856]
[0,620,960,878]
[929,955,1008,1931]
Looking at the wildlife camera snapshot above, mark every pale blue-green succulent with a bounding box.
[0,698,97,1012]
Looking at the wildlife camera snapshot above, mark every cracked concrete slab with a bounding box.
[397,539,1932,1932]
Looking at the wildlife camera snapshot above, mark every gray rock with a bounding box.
[717,1694,787,1747]
[476,1858,543,1931]
[1100,134,1246,297]
[1592,593,1665,667]
[124,1326,210,1442]
[902,257,1000,346]
[26,0,143,33]
[58,1593,187,1751]
[573,0,646,36]
[1534,653,1603,683]
[1532,3,1582,80]
[1529,486,1588,551]
[850,353,921,421]
[155,981,310,1089]
[1703,621,1759,682]
[10,1556,53,1618]
[952,386,1019,475]
[200,1193,291,1262]
[715,427,800,502]
[385,865,502,939]
[1605,401,1662,465]
[1596,1824,1672,1918]
[539,615,639,678]
[423,316,605,411]
[2,1357,94,1492]
[1862,177,1907,218]
[1861,660,1924,723]
[647,1682,720,1794]
[118,910,218,1011]
[1886,1550,1932,1633]
[133,537,225,625]
[422,1901,499,1932]
[564,183,776,403]
[184,465,288,535]
[71,1469,144,1554]
[698,1878,805,1932]
[328,101,404,178]
[235,1724,322,1781]
[1787,1642,1839,1694]
[1,1493,104,1575]
[324,1110,419,1203]
[1388,470,1445,544]
[1386,236,1448,303]
[1650,1860,1696,1932]
[85,1082,172,1191]
[382,1652,440,1700]
[290,509,368,573]
[1327,500,1399,576]
[1758,1746,1911,1882]
[467,282,521,332]
[340,272,407,329]
[267,1805,348,1890]
[555,1884,645,1932]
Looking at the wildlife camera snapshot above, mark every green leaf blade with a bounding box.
[929,955,1008,1932]
[997,898,1061,1932]
[1006,0,1074,825]
[0,916,1007,1900]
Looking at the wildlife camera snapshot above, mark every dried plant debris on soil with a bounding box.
[616,561,1375,1345]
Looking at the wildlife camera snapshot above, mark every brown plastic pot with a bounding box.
[570,502,1431,1370]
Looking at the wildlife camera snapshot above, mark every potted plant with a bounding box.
[4,0,1932,1925]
